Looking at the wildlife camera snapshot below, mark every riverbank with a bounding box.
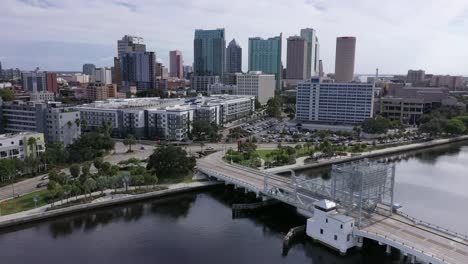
[0,181,221,230]
[265,135,468,173]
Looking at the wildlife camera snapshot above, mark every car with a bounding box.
[205,146,214,150]
[41,175,49,180]
[36,182,48,188]
[140,146,145,150]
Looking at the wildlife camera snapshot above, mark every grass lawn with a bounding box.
[158,173,195,184]
[256,148,312,162]
[0,189,52,216]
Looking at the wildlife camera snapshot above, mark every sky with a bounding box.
[1,0,468,75]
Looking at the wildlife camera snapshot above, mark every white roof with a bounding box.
[313,199,337,210]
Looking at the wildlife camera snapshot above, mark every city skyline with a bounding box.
[1,0,468,75]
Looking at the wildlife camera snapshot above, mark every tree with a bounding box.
[254,98,262,110]
[419,118,446,137]
[69,164,81,178]
[0,89,15,101]
[83,178,97,197]
[123,134,136,152]
[93,157,104,170]
[71,183,81,200]
[96,176,109,194]
[191,121,220,142]
[27,137,38,159]
[146,145,196,179]
[361,116,391,134]
[81,162,91,177]
[445,119,466,135]
[266,97,282,119]
[144,174,158,188]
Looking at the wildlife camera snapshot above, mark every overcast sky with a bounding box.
[1,0,468,75]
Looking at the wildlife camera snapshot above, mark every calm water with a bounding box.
[0,142,467,263]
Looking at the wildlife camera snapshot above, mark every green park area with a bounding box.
[0,189,51,216]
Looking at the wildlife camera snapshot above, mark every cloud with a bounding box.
[114,1,137,12]
[0,0,468,75]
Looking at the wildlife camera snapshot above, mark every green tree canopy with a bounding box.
[0,89,15,101]
[445,119,466,135]
[361,116,391,134]
[146,145,195,178]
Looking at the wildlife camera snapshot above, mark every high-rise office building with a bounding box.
[0,61,3,79]
[334,37,356,83]
[226,39,242,73]
[194,29,226,78]
[113,57,122,86]
[286,36,308,80]
[92,68,112,85]
[169,50,184,79]
[248,34,282,91]
[318,60,324,77]
[82,64,96,76]
[22,72,46,92]
[45,72,58,94]
[117,35,146,58]
[300,28,320,78]
[121,51,156,90]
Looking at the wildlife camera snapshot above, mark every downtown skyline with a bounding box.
[1,0,468,75]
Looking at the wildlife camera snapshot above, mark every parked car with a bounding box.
[36,182,48,188]
[41,175,49,180]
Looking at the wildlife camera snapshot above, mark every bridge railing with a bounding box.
[356,229,451,264]
[396,211,468,241]
[197,166,260,193]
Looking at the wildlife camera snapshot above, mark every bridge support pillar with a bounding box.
[385,245,391,255]
[356,236,363,248]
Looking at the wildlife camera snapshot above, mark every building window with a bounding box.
[347,234,350,242]
[320,229,323,235]
[334,235,337,241]
[340,224,343,229]
[326,218,328,223]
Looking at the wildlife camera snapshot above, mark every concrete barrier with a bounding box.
[0,182,221,230]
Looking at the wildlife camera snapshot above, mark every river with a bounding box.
[0,142,467,263]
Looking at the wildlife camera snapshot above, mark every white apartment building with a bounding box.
[296,78,374,124]
[46,105,81,146]
[208,72,275,104]
[147,105,194,141]
[30,91,55,102]
[0,132,45,161]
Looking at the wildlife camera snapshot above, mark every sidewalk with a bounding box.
[0,181,219,224]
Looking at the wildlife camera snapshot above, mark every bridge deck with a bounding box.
[197,152,468,263]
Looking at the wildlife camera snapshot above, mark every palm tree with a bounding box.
[123,134,136,153]
[75,118,80,127]
[27,137,37,159]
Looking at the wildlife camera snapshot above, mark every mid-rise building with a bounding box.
[86,83,118,101]
[30,91,55,102]
[0,132,45,161]
[117,35,146,58]
[0,101,80,146]
[236,72,275,104]
[381,86,464,124]
[46,103,81,146]
[93,68,112,85]
[406,70,425,84]
[248,34,282,91]
[194,29,226,78]
[82,64,96,76]
[78,95,254,141]
[121,51,156,90]
[334,37,356,83]
[169,50,184,79]
[296,78,374,124]
[191,75,220,93]
[430,75,463,90]
[286,36,308,80]
[226,39,242,73]
[183,65,193,79]
[22,72,46,92]
[300,28,320,78]
[113,57,122,86]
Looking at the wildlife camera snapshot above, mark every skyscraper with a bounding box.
[169,50,184,79]
[117,35,146,58]
[226,39,242,73]
[248,34,282,91]
[300,28,320,78]
[0,61,3,79]
[121,51,156,90]
[82,64,95,76]
[22,72,46,92]
[286,36,307,80]
[335,37,356,83]
[194,29,226,77]
[93,68,112,85]
[113,57,123,86]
